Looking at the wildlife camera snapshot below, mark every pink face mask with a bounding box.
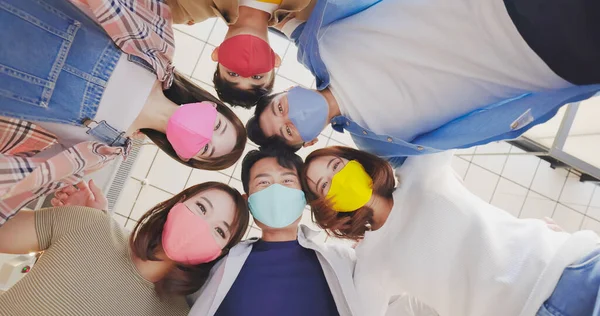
[166,102,218,160]
[161,203,222,265]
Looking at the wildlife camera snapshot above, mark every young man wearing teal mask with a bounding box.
[186,145,358,316]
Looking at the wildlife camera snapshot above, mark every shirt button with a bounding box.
[362,130,367,135]
[387,137,393,142]
[417,146,424,151]
[346,122,350,126]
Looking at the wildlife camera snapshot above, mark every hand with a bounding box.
[543,217,564,232]
[51,180,108,211]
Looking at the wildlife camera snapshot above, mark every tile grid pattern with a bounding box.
[111,18,600,242]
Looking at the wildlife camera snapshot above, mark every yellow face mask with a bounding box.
[325,160,373,212]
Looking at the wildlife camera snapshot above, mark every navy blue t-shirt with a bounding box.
[214,239,339,316]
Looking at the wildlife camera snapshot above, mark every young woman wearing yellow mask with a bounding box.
[301,146,600,316]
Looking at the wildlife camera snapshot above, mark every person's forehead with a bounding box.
[250,157,298,177]
[309,155,335,170]
[194,189,235,219]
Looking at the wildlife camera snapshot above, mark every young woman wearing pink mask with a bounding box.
[0,181,250,316]
[0,0,247,226]
[302,146,600,316]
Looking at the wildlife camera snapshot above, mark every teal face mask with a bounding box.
[248,184,307,228]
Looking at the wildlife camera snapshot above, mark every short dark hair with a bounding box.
[213,64,275,109]
[240,143,304,194]
[140,72,247,170]
[246,93,303,152]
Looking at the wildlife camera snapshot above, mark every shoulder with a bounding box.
[317,240,357,265]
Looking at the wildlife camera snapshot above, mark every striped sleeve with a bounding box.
[35,206,108,250]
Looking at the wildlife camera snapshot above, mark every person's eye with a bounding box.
[228,72,239,77]
[252,75,264,80]
[214,120,221,131]
[278,103,283,114]
[284,179,295,184]
[258,180,270,185]
[196,202,207,215]
[321,181,329,193]
[201,144,209,155]
[215,227,226,239]
[286,126,292,137]
[333,161,341,171]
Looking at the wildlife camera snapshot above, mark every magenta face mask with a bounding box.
[166,102,218,160]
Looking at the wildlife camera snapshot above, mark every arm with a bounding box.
[0,206,106,255]
[0,210,40,254]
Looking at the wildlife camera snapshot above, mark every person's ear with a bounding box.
[211,46,219,62]
[274,53,282,67]
[303,138,319,147]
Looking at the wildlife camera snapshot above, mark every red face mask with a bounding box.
[218,34,276,78]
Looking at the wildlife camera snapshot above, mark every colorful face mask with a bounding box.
[166,102,218,160]
[287,86,329,142]
[218,34,276,77]
[326,160,373,212]
[162,203,222,265]
[248,184,306,228]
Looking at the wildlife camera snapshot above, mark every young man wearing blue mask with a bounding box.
[186,145,360,316]
[247,0,600,167]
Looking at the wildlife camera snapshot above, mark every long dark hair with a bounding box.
[301,146,396,241]
[130,182,250,298]
[140,73,247,170]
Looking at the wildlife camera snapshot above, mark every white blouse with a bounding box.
[354,152,599,316]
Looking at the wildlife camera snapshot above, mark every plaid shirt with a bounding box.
[0,118,126,225]
[76,0,176,88]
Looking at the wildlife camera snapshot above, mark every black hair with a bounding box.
[213,65,275,109]
[240,143,304,194]
[246,93,303,153]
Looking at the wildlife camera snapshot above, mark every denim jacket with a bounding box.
[290,0,600,167]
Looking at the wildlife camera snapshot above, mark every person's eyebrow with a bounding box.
[315,176,324,194]
[220,121,228,136]
[281,171,299,178]
[223,221,231,234]
[327,157,336,169]
[279,126,287,139]
[253,173,270,180]
[200,197,214,210]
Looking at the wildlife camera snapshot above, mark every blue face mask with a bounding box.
[248,184,307,228]
[287,86,329,142]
